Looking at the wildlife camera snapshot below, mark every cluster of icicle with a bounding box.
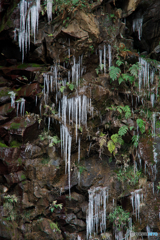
[42,56,93,197]
[15,0,53,62]
[8,91,25,116]
[138,57,158,107]
[130,189,143,221]
[14,0,40,62]
[86,187,108,239]
[132,15,143,40]
[59,95,93,140]
[99,44,112,73]
[59,94,93,196]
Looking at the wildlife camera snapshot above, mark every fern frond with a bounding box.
[122,105,131,119]
[136,118,145,134]
[118,76,124,85]
[117,106,123,114]
[132,135,139,148]
[116,59,124,66]
[122,73,134,83]
[109,66,121,81]
[129,63,140,78]
[107,140,115,154]
[118,125,128,136]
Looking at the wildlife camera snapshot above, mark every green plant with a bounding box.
[136,118,146,134]
[95,64,104,75]
[39,132,60,147]
[78,165,87,174]
[107,134,124,155]
[49,222,61,232]
[108,206,130,230]
[89,45,94,54]
[116,59,124,67]
[117,105,131,119]
[10,140,21,148]
[132,135,139,148]
[49,200,63,213]
[157,182,160,190]
[41,157,50,164]
[66,82,74,91]
[0,142,8,148]
[118,125,128,136]
[109,66,121,81]
[117,166,141,186]
[10,123,21,130]
[3,194,18,221]
[60,86,66,93]
[79,126,83,132]
[107,105,131,119]
[129,63,141,78]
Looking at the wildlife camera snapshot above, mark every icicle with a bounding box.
[20,98,25,116]
[151,93,155,107]
[47,0,52,21]
[130,189,143,221]
[99,50,103,72]
[18,0,40,62]
[8,91,16,108]
[78,171,80,186]
[133,16,143,40]
[60,125,72,198]
[48,117,50,131]
[78,137,81,163]
[16,102,19,116]
[152,112,156,137]
[104,45,106,74]
[75,98,78,142]
[59,95,93,127]
[108,44,112,69]
[35,95,37,106]
[152,182,154,194]
[86,187,108,239]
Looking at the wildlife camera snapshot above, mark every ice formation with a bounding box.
[130,189,143,221]
[133,16,143,40]
[18,0,40,62]
[8,91,16,108]
[86,187,108,239]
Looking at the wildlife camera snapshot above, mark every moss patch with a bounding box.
[10,123,21,130]
[10,140,21,148]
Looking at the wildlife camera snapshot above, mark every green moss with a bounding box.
[10,140,21,148]
[0,142,8,148]
[7,108,14,113]
[49,222,60,232]
[10,123,21,130]
[20,174,26,180]
[17,158,22,164]
[41,157,50,164]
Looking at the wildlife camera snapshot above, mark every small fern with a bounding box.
[123,105,131,119]
[122,73,134,83]
[132,135,139,148]
[118,76,124,85]
[118,125,128,136]
[117,105,131,119]
[107,140,115,154]
[109,66,121,81]
[136,118,145,134]
[129,63,140,78]
[116,59,124,66]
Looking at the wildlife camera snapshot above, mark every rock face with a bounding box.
[0,0,160,239]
